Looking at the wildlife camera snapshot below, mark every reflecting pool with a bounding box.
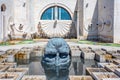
[16,56,98,76]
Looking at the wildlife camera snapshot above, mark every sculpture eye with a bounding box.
[59,53,68,58]
[45,54,56,58]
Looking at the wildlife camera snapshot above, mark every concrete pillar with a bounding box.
[77,0,80,39]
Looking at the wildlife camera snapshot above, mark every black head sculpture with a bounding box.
[41,38,71,80]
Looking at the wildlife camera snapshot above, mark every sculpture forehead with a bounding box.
[45,38,70,54]
[47,38,68,48]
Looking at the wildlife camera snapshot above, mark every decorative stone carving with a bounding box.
[10,24,15,35]
[40,21,72,38]
[22,32,27,39]
[8,24,15,40]
[37,22,45,38]
[19,24,23,31]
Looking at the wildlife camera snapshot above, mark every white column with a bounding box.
[1,12,6,41]
[114,0,120,43]
[52,8,54,20]
[55,6,58,20]
[1,12,4,40]
[3,15,5,41]
[0,10,2,40]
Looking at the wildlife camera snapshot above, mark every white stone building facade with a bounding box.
[0,0,120,43]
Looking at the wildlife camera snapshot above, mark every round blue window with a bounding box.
[41,6,71,20]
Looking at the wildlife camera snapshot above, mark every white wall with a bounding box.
[13,0,77,38]
[14,0,30,33]
[114,0,120,43]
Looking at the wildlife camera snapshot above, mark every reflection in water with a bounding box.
[70,57,97,75]
[41,60,71,80]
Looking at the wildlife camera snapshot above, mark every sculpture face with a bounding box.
[42,38,71,69]
[41,38,71,80]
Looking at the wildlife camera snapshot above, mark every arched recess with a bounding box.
[39,3,73,20]
[37,3,76,38]
[41,6,72,20]
[1,4,6,12]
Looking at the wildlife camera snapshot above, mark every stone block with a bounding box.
[91,72,119,80]
[7,55,15,62]
[97,63,114,68]
[86,67,107,75]
[81,48,95,59]
[69,76,93,80]
[104,63,119,72]
[95,53,106,62]
[81,51,95,59]
[113,59,120,65]
[115,69,120,77]
[72,51,81,57]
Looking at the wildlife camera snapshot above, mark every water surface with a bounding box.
[16,56,98,75]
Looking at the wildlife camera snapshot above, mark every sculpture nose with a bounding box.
[55,52,60,67]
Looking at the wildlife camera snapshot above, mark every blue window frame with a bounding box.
[41,6,71,20]
[41,7,55,20]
